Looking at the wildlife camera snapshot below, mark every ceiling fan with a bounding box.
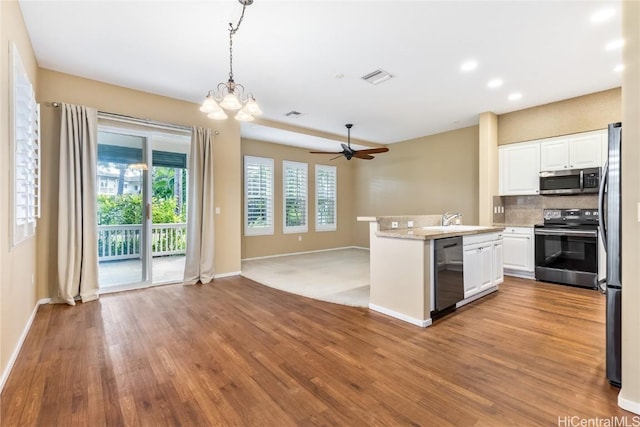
[309,124,389,160]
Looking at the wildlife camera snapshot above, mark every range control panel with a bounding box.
[543,208,599,225]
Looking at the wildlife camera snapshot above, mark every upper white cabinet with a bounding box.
[539,137,569,171]
[540,130,605,171]
[500,129,606,196]
[499,142,540,196]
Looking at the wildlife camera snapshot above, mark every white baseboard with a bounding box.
[214,271,241,279]
[368,303,432,328]
[619,394,640,415]
[0,298,51,394]
[242,246,367,262]
[504,269,535,280]
[457,286,499,308]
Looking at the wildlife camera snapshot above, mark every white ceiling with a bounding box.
[19,0,623,151]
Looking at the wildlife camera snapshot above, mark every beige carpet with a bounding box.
[241,248,370,307]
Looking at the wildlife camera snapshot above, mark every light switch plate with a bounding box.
[407,221,414,227]
[215,207,221,214]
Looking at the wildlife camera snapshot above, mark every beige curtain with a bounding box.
[183,127,215,284]
[57,103,99,305]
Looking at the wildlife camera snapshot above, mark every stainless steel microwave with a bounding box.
[539,167,601,195]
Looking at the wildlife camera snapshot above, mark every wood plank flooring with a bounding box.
[0,276,629,426]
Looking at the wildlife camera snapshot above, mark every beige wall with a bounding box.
[353,125,479,248]
[620,0,640,414]
[36,69,242,299]
[498,88,621,144]
[0,0,39,384]
[241,139,355,259]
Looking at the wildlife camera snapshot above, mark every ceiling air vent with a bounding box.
[285,111,303,118]
[361,69,393,85]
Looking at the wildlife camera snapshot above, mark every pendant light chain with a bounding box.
[228,4,247,81]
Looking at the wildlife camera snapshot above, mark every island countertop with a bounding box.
[376,226,505,240]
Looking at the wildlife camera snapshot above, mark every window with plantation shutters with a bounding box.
[283,161,308,234]
[315,165,337,232]
[11,42,40,247]
[244,156,274,236]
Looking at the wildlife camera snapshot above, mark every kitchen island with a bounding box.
[359,215,504,327]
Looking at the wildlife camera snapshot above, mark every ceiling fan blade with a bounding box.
[353,153,374,160]
[309,150,344,154]
[356,147,389,155]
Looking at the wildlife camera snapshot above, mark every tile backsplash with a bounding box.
[504,194,598,225]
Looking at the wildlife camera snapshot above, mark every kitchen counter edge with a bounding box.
[375,226,505,241]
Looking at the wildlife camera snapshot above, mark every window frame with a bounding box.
[282,160,308,234]
[244,155,275,236]
[10,41,40,247]
[315,164,337,232]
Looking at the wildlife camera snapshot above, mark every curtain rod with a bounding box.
[50,102,219,135]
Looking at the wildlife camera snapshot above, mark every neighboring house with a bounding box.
[97,164,142,196]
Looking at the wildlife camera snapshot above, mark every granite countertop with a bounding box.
[376,226,505,241]
[492,223,537,228]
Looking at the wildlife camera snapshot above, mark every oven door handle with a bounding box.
[534,228,598,238]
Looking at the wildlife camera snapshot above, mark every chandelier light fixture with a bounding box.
[200,0,262,122]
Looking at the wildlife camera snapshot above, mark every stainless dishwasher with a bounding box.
[433,236,464,317]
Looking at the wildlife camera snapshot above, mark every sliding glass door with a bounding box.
[97,128,190,291]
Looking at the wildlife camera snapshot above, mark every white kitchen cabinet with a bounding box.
[499,142,540,195]
[463,245,481,298]
[539,137,569,171]
[493,239,504,285]
[569,131,604,169]
[502,227,534,278]
[539,130,604,171]
[463,233,503,299]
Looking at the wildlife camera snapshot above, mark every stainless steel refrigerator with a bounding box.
[599,122,622,387]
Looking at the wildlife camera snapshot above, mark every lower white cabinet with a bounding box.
[502,227,534,276]
[493,239,504,284]
[463,233,503,299]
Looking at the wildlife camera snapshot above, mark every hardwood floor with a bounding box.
[1,276,629,426]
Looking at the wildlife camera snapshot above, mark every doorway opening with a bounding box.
[96,128,190,291]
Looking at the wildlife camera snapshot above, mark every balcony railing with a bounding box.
[98,223,187,261]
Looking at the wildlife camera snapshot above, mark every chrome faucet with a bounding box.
[442,211,462,226]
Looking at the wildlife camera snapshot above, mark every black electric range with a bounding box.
[534,209,601,289]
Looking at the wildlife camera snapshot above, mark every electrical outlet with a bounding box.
[407,220,414,228]
[391,221,399,229]
[215,207,221,214]
[298,236,302,241]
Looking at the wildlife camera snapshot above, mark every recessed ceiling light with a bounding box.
[460,60,478,72]
[614,64,625,72]
[605,39,625,51]
[487,79,503,88]
[508,93,522,101]
[334,73,344,79]
[591,8,615,23]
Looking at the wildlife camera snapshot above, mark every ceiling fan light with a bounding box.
[235,109,254,122]
[244,97,262,115]
[220,93,242,110]
[200,94,222,113]
[207,110,228,120]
